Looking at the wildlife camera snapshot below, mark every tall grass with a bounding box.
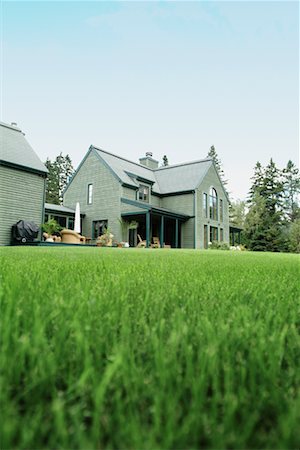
[0,247,299,449]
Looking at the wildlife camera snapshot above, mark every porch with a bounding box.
[121,200,191,248]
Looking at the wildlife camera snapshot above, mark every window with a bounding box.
[203,193,208,218]
[220,199,223,222]
[209,188,218,220]
[210,226,218,243]
[52,215,67,228]
[93,220,108,238]
[87,184,93,204]
[220,228,224,241]
[204,225,208,249]
[68,217,74,230]
[138,185,149,202]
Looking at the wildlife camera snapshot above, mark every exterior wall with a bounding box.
[196,165,229,249]
[64,150,122,241]
[0,165,45,245]
[161,193,195,249]
[150,193,161,207]
[122,186,137,201]
[123,185,161,208]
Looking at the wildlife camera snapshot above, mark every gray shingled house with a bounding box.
[0,122,47,245]
[63,146,230,248]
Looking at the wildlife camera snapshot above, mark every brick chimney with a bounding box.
[139,152,159,169]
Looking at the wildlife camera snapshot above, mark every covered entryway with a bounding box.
[121,205,190,248]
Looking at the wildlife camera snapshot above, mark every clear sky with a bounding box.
[1,1,299,200]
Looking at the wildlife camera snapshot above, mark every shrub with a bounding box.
[208,241,230,250]
[42,219,62,236]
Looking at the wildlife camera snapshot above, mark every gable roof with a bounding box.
[93,146,157,189]
[0,122,47,175]
[154,159,212,194]
[92,146,214,195]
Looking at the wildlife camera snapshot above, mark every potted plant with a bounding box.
[42,219,62,242]
[119,219,138,243]
[96,227,114,247]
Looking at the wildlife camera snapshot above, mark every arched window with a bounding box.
[209,187,218,220]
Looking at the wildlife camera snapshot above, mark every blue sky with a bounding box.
[1,1,299,199]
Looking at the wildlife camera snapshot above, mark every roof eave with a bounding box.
[0,159,48,176]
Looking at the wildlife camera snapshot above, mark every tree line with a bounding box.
[207,146,299,252]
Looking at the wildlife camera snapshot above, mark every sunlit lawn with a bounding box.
[0,247,299,449]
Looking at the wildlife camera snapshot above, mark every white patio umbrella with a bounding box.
[74,202,81,234]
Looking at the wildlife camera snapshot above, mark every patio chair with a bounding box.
[151,236,161,248]
[137,234,147,248]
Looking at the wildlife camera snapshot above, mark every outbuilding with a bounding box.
[0,122,48,245]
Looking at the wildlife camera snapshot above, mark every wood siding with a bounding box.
[0,165,45,245]
[122,186,137,201]
[161,193,195,248]
[64,150,122,241]
[196,165,229,248]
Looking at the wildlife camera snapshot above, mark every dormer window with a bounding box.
[138,185,149,202]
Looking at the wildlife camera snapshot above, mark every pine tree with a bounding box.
[207,145,228,186]
[244,192,269,251]
[248,162,264,198]
[245,159,285,251]
[45,158,60,204]
[56,153,74,203]
[45,153,74,205]
[263,158,284,216]
[229,200,246,228]
[282,160,300,222]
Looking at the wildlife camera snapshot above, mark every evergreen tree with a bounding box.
[263,159,284,216]
[229,200,246,228]
[245,159,284,252]
[288,218,300,253]
[249,162,265,198]
[282,160,300,222]
[207,145,228,186]
[45,158,60,204]
[244,192,269,251]
[162,155,169,166]
[45,153,74,205]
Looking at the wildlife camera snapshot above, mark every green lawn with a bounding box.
[0,247,299,449]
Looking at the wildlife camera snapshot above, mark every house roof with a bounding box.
[154,159,212,194]
[93,146,157,189]
[45,203,86,216]
[92,146,214,195]
[0,122,47,174]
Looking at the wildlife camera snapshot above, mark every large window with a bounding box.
[220,199,223,222]
[203,193,208,218]
[138,185,149,202]
[93,220,108,238]
[204,225,208,249]
[87,184,93,204]
[220,228,224,241]
[210,226,218,242]
[209,188,218,220]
